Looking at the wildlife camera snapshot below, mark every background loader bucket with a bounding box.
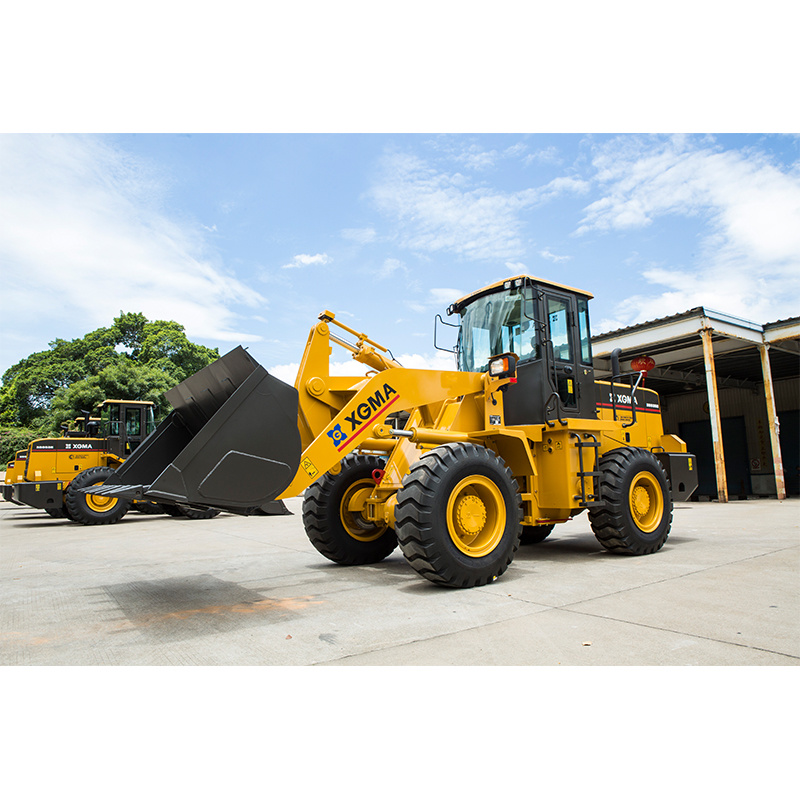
[99,347,302,513]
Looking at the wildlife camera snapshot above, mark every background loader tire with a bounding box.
[588,447,672,555]
[133,501,163,515]
[395,443,522,588]
[45,507,67,519]
[302,453,397,565]
[519,523,554,544]
[65,466,130,525]
[162,504,221,520]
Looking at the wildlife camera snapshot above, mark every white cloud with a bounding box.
[268,358,371,385]
[540,249,571,263]
[393,351,459,370]
[524,147,560,165]
[370,152,589,261]
[408,286,464,313]
[281,252,331,269]
[376,258,407,278]
[0,135,264,370]
[453,144,499,171]
[504,143,527,159]
[581,135,800,326]
[341,227,376,243]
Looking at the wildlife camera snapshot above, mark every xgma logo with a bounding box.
[328,383,400,451]
[327,425,346,446]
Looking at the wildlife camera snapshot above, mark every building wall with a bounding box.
[660,377,799,496]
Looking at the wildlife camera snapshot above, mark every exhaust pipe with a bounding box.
[89,347,302,514]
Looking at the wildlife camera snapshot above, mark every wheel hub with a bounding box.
[86,490,117,512]
[631,485,651,517]
[340,480,387,542]
[628,470,664,533]
[455,495,486,534]
[446,475,506,557]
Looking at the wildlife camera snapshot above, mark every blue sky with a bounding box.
[2,132,798,381]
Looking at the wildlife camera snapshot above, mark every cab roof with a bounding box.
[450,274,593,314]
[99,399,155,406]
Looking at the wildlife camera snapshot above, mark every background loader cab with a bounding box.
[451,275,596,425]
[99,399,156,456]
[62,413,101,437]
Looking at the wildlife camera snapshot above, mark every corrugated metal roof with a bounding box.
[764,316,800,329]
[594,307,800,342]
[593,307,705,341]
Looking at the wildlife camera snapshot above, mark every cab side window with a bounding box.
[546,296,573,362]
[577,297,592,365]
[108,405,121,436]
[125,407,141,437]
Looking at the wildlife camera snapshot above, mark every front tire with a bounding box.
[302,453,397,565]
[588,447,672,555]
[395,443,522,588]
[65,467,130,525]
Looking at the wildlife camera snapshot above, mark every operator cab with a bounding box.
[99,400,156,456]
[62,414,101,437]
[449,275,596,425]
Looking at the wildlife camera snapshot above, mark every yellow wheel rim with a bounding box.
[340,479,387,542]
[85,483,118,513]
[446,475,506,557]
[628,471,664,533]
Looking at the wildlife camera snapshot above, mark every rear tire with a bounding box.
[45,506,67,519]
[65,467,130,525]
[588,447,672,555]
[519,524,554,544]
[302,453,397,565]
[395,443,522,588]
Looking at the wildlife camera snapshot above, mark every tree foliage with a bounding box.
[0,313,219,435]
[0,426,40,466]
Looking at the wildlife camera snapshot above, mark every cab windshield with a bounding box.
[457,286,538,372]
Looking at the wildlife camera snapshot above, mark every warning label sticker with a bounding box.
[301,458,319,479]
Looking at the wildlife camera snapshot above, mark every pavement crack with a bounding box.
[556,606,800,660]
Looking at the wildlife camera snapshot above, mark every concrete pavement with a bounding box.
[1,492,798,666]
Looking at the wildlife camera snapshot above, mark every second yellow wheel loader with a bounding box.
[5,400,160,523]
[89,274,697,587]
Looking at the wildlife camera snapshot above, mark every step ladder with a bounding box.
[571,433,603,507]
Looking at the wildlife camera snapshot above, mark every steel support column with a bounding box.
[758,344,787,499]
[700,326,728,502]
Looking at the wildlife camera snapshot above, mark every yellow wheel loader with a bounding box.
[3,450,29,500]
[89,275,697,587]
[5,400,158,523]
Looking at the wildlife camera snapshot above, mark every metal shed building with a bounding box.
[591,308,800,502]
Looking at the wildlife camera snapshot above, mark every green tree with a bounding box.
[0,426,41,465]
[0,313,219,431]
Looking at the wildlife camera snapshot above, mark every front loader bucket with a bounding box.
[94,347,302,514]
